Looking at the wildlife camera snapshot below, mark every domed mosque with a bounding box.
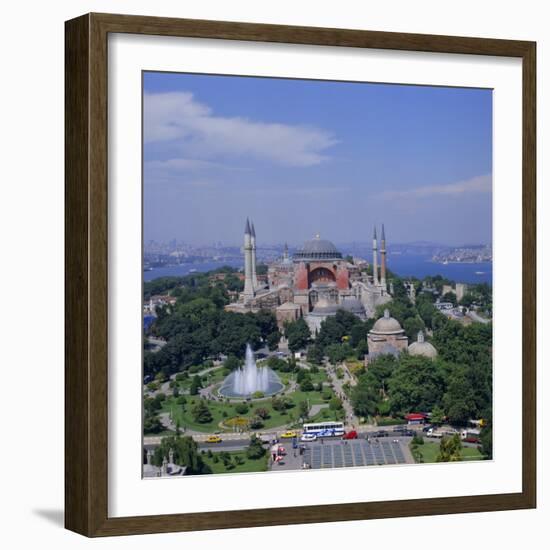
[367,309,409,360]
[408,330,438,359]
[226,221,393,335]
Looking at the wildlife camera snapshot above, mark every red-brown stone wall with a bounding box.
[294,263,309,290]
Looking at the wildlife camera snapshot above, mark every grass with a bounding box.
[308,407,343,423]
[156,386,330,435]
[411,441,485,463]
[145,365,338,436]
[201,450,268,474]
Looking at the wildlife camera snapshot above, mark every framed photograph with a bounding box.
[65,13,536,537]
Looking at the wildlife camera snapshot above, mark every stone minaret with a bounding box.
[243,218,255,299]
[250,221,258,290]
[283,242,289,262]
[380,224,387,291]
[372,226,379,286]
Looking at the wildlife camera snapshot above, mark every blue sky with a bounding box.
[143,72,492,247]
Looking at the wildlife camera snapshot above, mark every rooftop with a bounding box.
[294,234,342,261]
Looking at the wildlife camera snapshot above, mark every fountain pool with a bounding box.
[218,344,283,398]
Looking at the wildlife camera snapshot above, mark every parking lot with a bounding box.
[303,438,414,469]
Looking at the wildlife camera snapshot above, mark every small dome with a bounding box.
[408,331,438,359]
[294,234,342,260]
[371,309,403,334]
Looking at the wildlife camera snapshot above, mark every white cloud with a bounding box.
[145,158,250,173]
[382,174,492,199]
[144,91,337,167]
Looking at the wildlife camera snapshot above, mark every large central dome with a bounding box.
[294,234,342,261]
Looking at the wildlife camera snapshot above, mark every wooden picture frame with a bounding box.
[65,12,536,537]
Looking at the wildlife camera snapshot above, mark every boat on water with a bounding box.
[188,268,198,273]
[475,271,485,275]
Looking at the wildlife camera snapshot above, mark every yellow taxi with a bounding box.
[206,435,222,443]
[280,430,298,439]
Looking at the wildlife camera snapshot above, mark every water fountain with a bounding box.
[218,344,283,398]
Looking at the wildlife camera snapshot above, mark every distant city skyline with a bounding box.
[144,72,492,247]
[144,237,491,249]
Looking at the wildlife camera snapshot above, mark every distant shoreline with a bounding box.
[144,256,492,285]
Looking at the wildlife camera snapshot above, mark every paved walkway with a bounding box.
[326,364,358,427]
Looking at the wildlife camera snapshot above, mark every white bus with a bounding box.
[302,421,345,438]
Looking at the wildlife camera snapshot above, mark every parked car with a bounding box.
[300,433,317,442]
[342,430,358,440]
[205,435,222,443]
[280,430,298,439]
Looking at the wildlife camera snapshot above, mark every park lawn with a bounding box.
[159,387,329,434]
[412,442,485,463]
[202,367,228,385]
[201,451,268,474]
[461,446,485,460]
[161,397,228,433]
[307,370,328,384]
[414,442,440,463]
[308,407,343,423]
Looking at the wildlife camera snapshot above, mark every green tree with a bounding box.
[441,292,458,306]
[351,375,379,417]
[234,402,249,415]
[266,331,281,350]
[254,407,270,419]
[272,396,293,412]
[436,434,463,462]
[480,417,493,460]
[307,344,324,365]
[442,367,478,424]
[329,396,343,411]
[430,404,445,425]
[152,435,211,474]
[403,316,426,341]
[284,318,311,352]
[143,412,163,434]
[317,310,364,349]
[388,355,447,415]
[246,435,266,459]
[189,374,202,396]
[249,416,264,429]
[224,355,241,371]
[298,400,309,419]
[191,400,213,424]
[325,343,353,364]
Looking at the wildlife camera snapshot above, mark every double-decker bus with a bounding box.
[302,421,345,438]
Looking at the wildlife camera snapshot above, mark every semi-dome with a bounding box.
[408,331,438,359]
[370,309,404,335]
[294,234,342,261]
